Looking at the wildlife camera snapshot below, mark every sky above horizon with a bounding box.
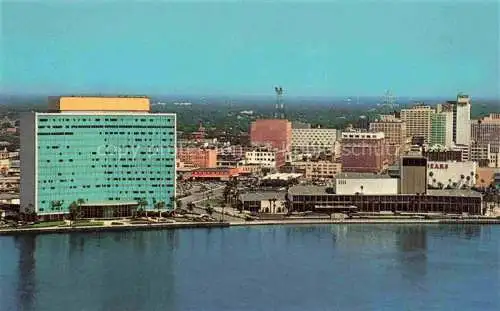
[1,0,499,98]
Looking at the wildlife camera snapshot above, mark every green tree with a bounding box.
[137,198,148,217]
[205,203,214,216]
[68,201,82,226]
[154,200,165,217]
[187,202,194,212]
[170,196,176,210]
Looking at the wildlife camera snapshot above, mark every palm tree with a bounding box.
[154,200,165,216]
[205,203,214,216]
[187,202,194,212]
[220,202,227,222]
[437,182,444,189]
[27,204,36,222]
[170,196,176,211]
[360,185,364,194]
[432,179,437,187]
[76,198,85,218]
[284,193,292,215]
[137,198,148,217]
[68,201,81,226]
[176,199,183,211]
[466,175,471,186]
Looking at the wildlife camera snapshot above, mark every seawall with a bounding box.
[0,222,230,236]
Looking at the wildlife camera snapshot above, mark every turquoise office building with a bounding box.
[20,97,176,219]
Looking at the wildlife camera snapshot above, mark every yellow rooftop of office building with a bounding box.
[48,96,150,112]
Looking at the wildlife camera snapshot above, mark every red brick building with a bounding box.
[250,119,292,152]
[341,131,386,173]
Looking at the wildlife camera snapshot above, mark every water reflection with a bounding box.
[8,225,492,311]
[14,235,37,311]
[13,230,179,311]
[396,225,428,283]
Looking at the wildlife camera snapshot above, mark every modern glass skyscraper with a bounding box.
[21,97,176,219]
[431,111,453,147]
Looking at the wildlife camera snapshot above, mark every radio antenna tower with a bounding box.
[383,90,396,109]
[274,86,285,119]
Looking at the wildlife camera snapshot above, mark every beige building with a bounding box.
[292,161,342,180]
[471,113,500,149]
[369,119,407,146]
[291,128,337,154]
[400,156,427,194]
[401,105,434,143]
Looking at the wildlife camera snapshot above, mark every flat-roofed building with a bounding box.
[291,128,337,154]
[238,191,287,214]
[471,113,500,149]
[369,119,407,164]
[288,185,482,215]
[291,161,342,180]
[185,167,239,181]
[21,96,176,219]
[49,96,150,112]
[453,94,472,145]
[250,119,292,151]
[216,155,245,168]
[369,120,406,146]
[427,161,477,189]
[334,172,399,195]
[341,131,386,173]
[431,111,453,147]
[423,150,463,162]
[400,156,427,194]
[177,147,217,168]
[401,105,434,143]
[244,148,286,168]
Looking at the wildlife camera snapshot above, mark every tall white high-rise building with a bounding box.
[453,94,471,145]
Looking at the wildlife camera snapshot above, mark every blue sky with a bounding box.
[1,0,499,98]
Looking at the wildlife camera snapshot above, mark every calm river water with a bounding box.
[0,224,499,311]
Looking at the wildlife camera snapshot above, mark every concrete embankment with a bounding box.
[229,218,500,226]
[0,222,230,236]
[2,218,499,236]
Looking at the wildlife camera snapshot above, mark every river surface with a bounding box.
[0,224,499,311]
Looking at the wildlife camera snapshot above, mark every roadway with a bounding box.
[178,185,244,222]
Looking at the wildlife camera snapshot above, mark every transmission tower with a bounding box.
[383,90,396,110]
[274,86,285,119]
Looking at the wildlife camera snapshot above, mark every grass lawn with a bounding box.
[29,221,66,228]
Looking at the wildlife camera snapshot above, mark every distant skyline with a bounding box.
[1,0,499,98]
